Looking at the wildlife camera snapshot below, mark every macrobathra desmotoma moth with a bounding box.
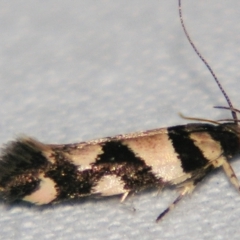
[0,0,239,222]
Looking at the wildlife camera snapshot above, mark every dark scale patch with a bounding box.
[206,123,240,158]
[0,140,48,183]
[168,125,209,173]
[6,177,40,202]
[120,163,159,190]
[96,141,144,164]
[92,162,159,192]
[46,150,94,201]
[94,141,160,191]
[0,140,49,202]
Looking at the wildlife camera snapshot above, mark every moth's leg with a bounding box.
[120,191,130,202]
[156,181,195,222]
[222,161,240,192]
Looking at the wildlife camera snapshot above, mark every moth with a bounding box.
[0,0,239,222]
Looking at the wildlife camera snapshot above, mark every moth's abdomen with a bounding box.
[0,123,239,205]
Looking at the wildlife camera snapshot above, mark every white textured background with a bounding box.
[0,1,240,239]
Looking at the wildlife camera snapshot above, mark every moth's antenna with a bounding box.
[178,0,238,123]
